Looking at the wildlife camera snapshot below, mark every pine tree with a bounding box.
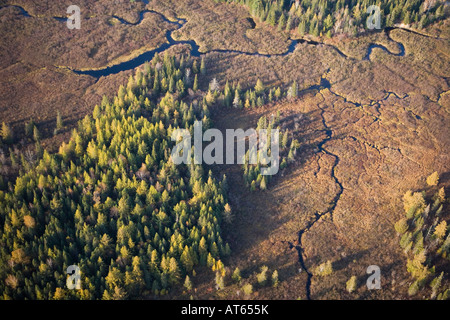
[25,119,35,138]
[233,90,242,109]
[256,265,268,285]
[232,267,241,283]
[209,78,219,92]
[274,87,281,100]
[427,171,439,186]
[298,19,306,36]
[224,81,232,107]
[215,272,225,290]
[193,74,198,92]
[56,111,64,130]
[255,78,265,95]
[394,218,409,235]
[169,77,175,93]
[168,257,181,284]
[153,71,160,94]
[267,8,277,26]
[271,270,279,287]
[181,246,194,273]
[242,283,253,297]
[93,105,101,120]
[278,13,286,31]
[184,275,192,292]
[200,57,206,75]
[434,221,447,240]
[1,122,13,144]
[291,81,298,98]
[324,14,333,32]
[430,272,444,299]
[285,14,292,32]
[346,275,357,293]
[192,60,199,74]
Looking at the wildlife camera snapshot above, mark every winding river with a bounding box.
[2,4,407,79]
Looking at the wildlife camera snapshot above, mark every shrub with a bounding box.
[314,260,333,277]
[242,283,253,297]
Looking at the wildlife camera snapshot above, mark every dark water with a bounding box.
[1,4,31,17]
[73,9,300,78]
[364,43,405,60]
[364,28,406,60]
[3,3,408,78]
[74,10,202,77]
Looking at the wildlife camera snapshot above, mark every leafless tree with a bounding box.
[24,148,35,166]
[185,68,191,85]
[209,78,220,92]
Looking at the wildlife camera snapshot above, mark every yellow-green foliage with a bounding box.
[346,276,357,293]
[403,190,426,216]
[314,260,333,277]
[242,283,253,297]
[256,265,269,285]
[434,221,447,240]
[397,178,449,299]
[394,218,409,235]
[426,171,439,186]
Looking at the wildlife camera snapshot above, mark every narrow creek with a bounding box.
[3,2,416,299]
[1,4,410,78]
[286,77,345,300]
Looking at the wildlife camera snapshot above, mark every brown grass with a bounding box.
[147,0,290,55]
[0,0,449,300]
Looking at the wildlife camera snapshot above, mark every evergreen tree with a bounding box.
[232,267,241,283]
[56,111,64,130]
[285,14,292,32]
[193,74,199,92]
[271,270,279,287]
[1,122,13,144]
[184,275,193,292]
[346,276,357,293]
[255,79,265,95]
[200,57,206,75]
[233,90,242,109]
[278,12,286,31]
[25,119,35,138]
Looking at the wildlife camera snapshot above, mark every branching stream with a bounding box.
[1,2,427,300]
[1,4,413,78]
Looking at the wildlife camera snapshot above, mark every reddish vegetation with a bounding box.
[0,0,449,300]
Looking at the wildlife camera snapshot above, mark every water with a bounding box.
[72,9,301,77]
[1,4,31,17]
[364,43,405,60]
[3,4,407,78]
[364,28,406,60]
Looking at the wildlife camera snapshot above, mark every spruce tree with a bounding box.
[200,57,206,75]
[193,74,198,92]
[232,267,241,283]
[255,78,265,95]
[278,12,286,30]
[184,275,192,292]
[1,122,13,144]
